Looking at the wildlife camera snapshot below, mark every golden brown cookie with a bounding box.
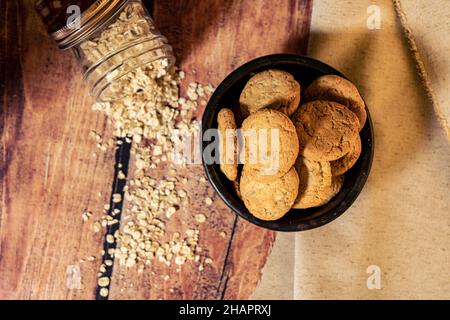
[304,75,367,130]
[232,180,242,200]
[241,108,299,181]
[316,175,345,207]
[292,100,360,161]
[240,166,299,221]
[239,69,301,117]
[330,135,361,176]
[292,157,332,209]
[217,108,238,181]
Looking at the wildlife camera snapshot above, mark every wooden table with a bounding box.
[0,0,312,299]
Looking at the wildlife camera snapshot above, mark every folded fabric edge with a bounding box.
[392,0,450,142]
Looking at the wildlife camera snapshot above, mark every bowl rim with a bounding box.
[201,53,374,232]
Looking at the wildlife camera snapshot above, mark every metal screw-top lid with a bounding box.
[51,0,128,50]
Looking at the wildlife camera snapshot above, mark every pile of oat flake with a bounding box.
[89,59,215,273]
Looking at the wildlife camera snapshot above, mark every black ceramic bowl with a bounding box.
[201,54,374,232]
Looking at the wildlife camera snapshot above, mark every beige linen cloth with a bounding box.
[252,0,450,299]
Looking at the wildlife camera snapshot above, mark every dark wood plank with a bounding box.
[0,0,115,299]
[110,0,312,300]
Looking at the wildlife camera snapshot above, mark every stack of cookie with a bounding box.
[292,75,366,209]
[217,70,365,221]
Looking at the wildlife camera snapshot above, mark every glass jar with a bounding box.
[52,0,175,102]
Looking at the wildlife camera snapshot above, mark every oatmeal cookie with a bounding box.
[304,75,367,130]
[316,175,345,207]
[292,157,332,209]
[217,108,238,181]
[330,135,361,176]
[241,108,299,180]
[240,166,299,220]
[232,180,242,200]
[239,69,300,117]
[292,100,359,161]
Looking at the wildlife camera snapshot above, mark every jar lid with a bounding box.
[51,0,128,50]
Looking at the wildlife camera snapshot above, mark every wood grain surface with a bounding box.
[0,0,312,299]
[0,0,115,299]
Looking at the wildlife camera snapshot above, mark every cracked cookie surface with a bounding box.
[292,157,332,209]
[316,175,345,207]
[304,74,367,130]
[240,166,299,220]
[239,69,300,117]
[330,134,361,176]
[292,100,359,161]
[241,108,299,181]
